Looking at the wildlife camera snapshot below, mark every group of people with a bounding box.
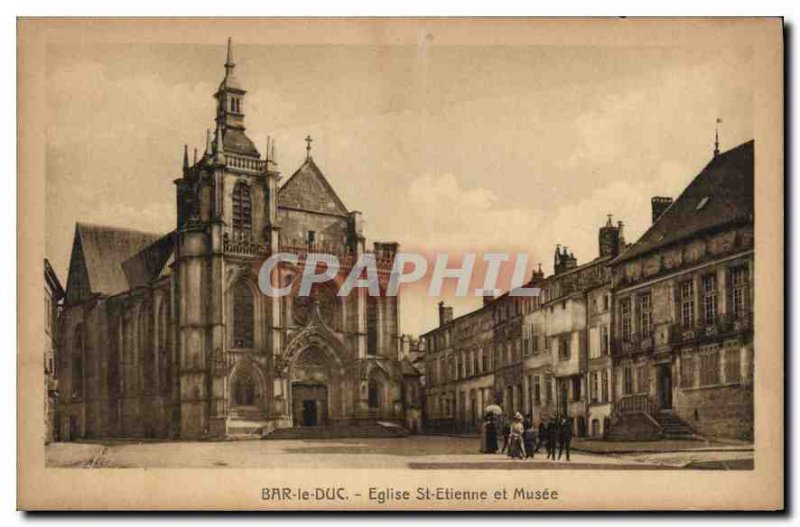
[480,412,573,461]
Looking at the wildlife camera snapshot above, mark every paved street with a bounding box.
[45,435,753,470]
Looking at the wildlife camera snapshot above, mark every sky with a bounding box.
[45,40,754,337]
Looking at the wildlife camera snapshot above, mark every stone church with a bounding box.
[57,40,412,440]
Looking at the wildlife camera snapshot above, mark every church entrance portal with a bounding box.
[292,383,328,426]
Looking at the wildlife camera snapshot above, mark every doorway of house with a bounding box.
[657,363,673,409]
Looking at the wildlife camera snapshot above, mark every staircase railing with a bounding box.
[616,394,657,415]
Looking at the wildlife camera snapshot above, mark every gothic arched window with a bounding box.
[233,282,254,348]
[232,182,252,234]
[139,304,156,394]
[72,324,85,399]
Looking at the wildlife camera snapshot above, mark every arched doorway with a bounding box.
[290,346,335,427]
[233,373,256,406]
[228,361,265,410]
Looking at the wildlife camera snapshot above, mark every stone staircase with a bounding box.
[264,421,409,440]
[227,406,268,439]
[652,410,695,439]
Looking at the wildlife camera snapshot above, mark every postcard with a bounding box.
[18,17,783,510]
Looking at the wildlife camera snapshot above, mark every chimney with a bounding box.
[483,293,494,306]
[530,262,545,282]
[438,301,453,327]
[598,215,620,258]
[651,196,673,224]
[554,245,578,274]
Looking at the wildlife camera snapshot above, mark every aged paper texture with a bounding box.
[19,17,783,510]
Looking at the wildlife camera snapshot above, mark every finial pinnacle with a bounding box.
[225,37,235,69]
[183,144,189,169]
[714,117,722,157]
[305,134,313,159]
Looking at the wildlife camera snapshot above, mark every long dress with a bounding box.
[485,421,498,453]
[507,421,525,459]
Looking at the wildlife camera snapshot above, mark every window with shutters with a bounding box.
[233,282,254,348]
[601,369,609,402]
[231,182,252,233]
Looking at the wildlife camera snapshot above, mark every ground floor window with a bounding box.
[699,345,720,386]
[725,347,741,384]
[681,353,695,388]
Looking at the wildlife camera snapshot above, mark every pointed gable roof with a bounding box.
[615,140,754,264]
[65,223,166,303]
[277,157,349,216]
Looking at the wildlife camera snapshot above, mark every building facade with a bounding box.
[420,142,754,442]
[56,40,412,441]
[44,259,64,443]
[610,141,754,440]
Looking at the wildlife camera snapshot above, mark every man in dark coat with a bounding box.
[535,420,547,453]
[546,418,558,460]
[558,416,572,461]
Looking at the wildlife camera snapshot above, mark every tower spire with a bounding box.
[183,144,189,171]
[225,37,235,73]
[714,118,722,157]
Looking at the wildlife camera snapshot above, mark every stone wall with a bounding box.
[673,383,754,440]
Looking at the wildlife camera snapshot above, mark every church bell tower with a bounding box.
[173,38,282,439]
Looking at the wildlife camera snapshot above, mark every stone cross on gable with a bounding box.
[305,134,313,159]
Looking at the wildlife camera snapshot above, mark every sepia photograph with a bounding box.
[18,17,783,510]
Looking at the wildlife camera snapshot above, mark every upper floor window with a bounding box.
[620,298,632,342]
[702,274,718,325]
[730,266,749,318]
[232,182,252,233]
[600,325,609,356]
[558,334,571,361]
[679,280,695,328]
[638,293,652,338]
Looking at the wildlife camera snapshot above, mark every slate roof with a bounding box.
[121,232,176,289]
[278,157,349,216]
[614,140,754,264]
[400,357,423,377]
[69,223,167,298]
[223,128,260,158]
